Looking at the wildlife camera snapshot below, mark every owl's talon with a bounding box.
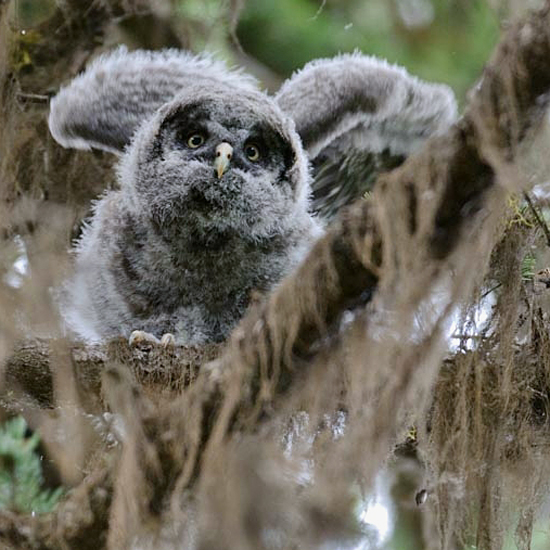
[129,330,160,348]
[129,330,176,348]
[160,333,176,347]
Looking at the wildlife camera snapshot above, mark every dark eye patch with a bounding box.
[160,102,212,148]
[246,123,294,171]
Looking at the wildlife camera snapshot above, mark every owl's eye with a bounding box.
[187,133,205,148]
[244,143,261,162]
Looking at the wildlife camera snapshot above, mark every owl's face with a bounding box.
[120,86,310,242]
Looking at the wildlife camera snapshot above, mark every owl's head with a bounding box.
[118,83,311,240]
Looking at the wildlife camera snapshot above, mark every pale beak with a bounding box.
[214,142,233,179]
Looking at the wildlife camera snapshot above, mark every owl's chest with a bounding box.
[115,230,288,317]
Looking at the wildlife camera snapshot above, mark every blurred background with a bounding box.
[12,0,545,103]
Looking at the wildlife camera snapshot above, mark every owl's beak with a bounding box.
[214,142,233,179]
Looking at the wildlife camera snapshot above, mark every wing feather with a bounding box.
[276,53,458,219]
[49,47,258,154]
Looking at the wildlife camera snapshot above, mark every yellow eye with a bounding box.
[187,133,205,148]
[244,143,260,162]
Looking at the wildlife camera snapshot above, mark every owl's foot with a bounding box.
[129,330,176,348]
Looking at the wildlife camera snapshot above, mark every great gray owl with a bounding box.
[48,47,457,345]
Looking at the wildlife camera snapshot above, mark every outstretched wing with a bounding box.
[276,53,457,220]
[48,47,258,154]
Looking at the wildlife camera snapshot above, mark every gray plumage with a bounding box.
[49,47,457,345]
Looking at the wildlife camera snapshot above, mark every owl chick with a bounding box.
[49,48,456,345]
